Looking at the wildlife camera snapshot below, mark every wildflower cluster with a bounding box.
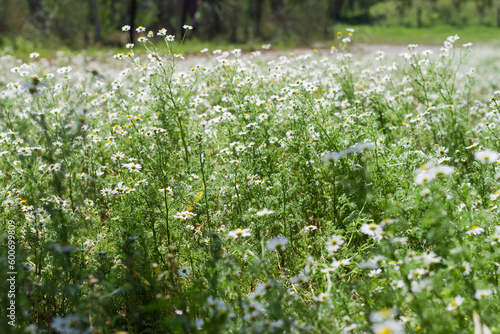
[0,29,499,333]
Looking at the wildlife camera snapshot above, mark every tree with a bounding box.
[128,0,138,42]
[155,0,178,33]
[180,0,200,32]
[90,0,102,43]
[253,0,264,38]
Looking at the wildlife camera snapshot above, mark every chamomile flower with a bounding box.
[332,259,351,268]
[313,292,329,302]
[361,222,383,240]
[178,266,191,276]
[466,226,485,235]
[123,162,142,172]
[488,226,500,245]
[228,228,251,239]
[50,314,83,334]
[436,146,449,157]
[475,149,499,163]
[174,211,197,220]
[446,295,465,311]
[266,236,289,251]
[304,225,318,231]
[474,289,492,300]
[111,152,126,163]
[326,234,344,253]
[372,320,404,334]
[256,208,274,216]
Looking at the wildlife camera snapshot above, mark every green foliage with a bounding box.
[1,28,500,333]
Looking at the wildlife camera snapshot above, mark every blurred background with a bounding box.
[1,0,500,54]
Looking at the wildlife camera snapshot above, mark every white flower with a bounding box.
[205,296,226,312]
[326,234,344,252]
[420,188,431,197]
[408,268,428,280]
[178,265,191,276]
[368,269,382,277]
[415,162,454,184]
[136,26,146,32]
[332,259,351,268]
[474,289,492,300]
[111,152,126,163]
[411,279,431,293]
[123,162,142,172]
[256,208,274,216]
[174,211,197,220]
[183,25,193,30]
[266,236,289,251]
[100,188,113,197]
[462,261,472,275]
[122,25,131,31]
[488,226,500,245]
[17,147,32,156]
[157,28,167,36]
[29,52,40,59]
[446,295,465,311]
[475,149,499,163]
[313,292,329,302]
[50,314,83,334]
[342,324,359,333]
[447,34,460,43]
[466,226,485,235]
[434,165,454,176]
[228,228,251,239]
[166,35,175,42]
[372,320,404,334]
[322,142,375,163]
[361,222,383,240]
[490,191,500,201]
[421,251,442,266]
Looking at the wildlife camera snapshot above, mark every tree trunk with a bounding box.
[253,0,263,38]
[269,0,288,36]
[27,0,43,16]
[331,0,345,21]
[181,0,199,33]
[91,0,101,43]
[0,0,8,33]
[129,0,137,42]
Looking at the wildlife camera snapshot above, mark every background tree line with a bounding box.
[1,0,500,49]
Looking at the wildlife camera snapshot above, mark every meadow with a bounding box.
[1,27,500,333]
